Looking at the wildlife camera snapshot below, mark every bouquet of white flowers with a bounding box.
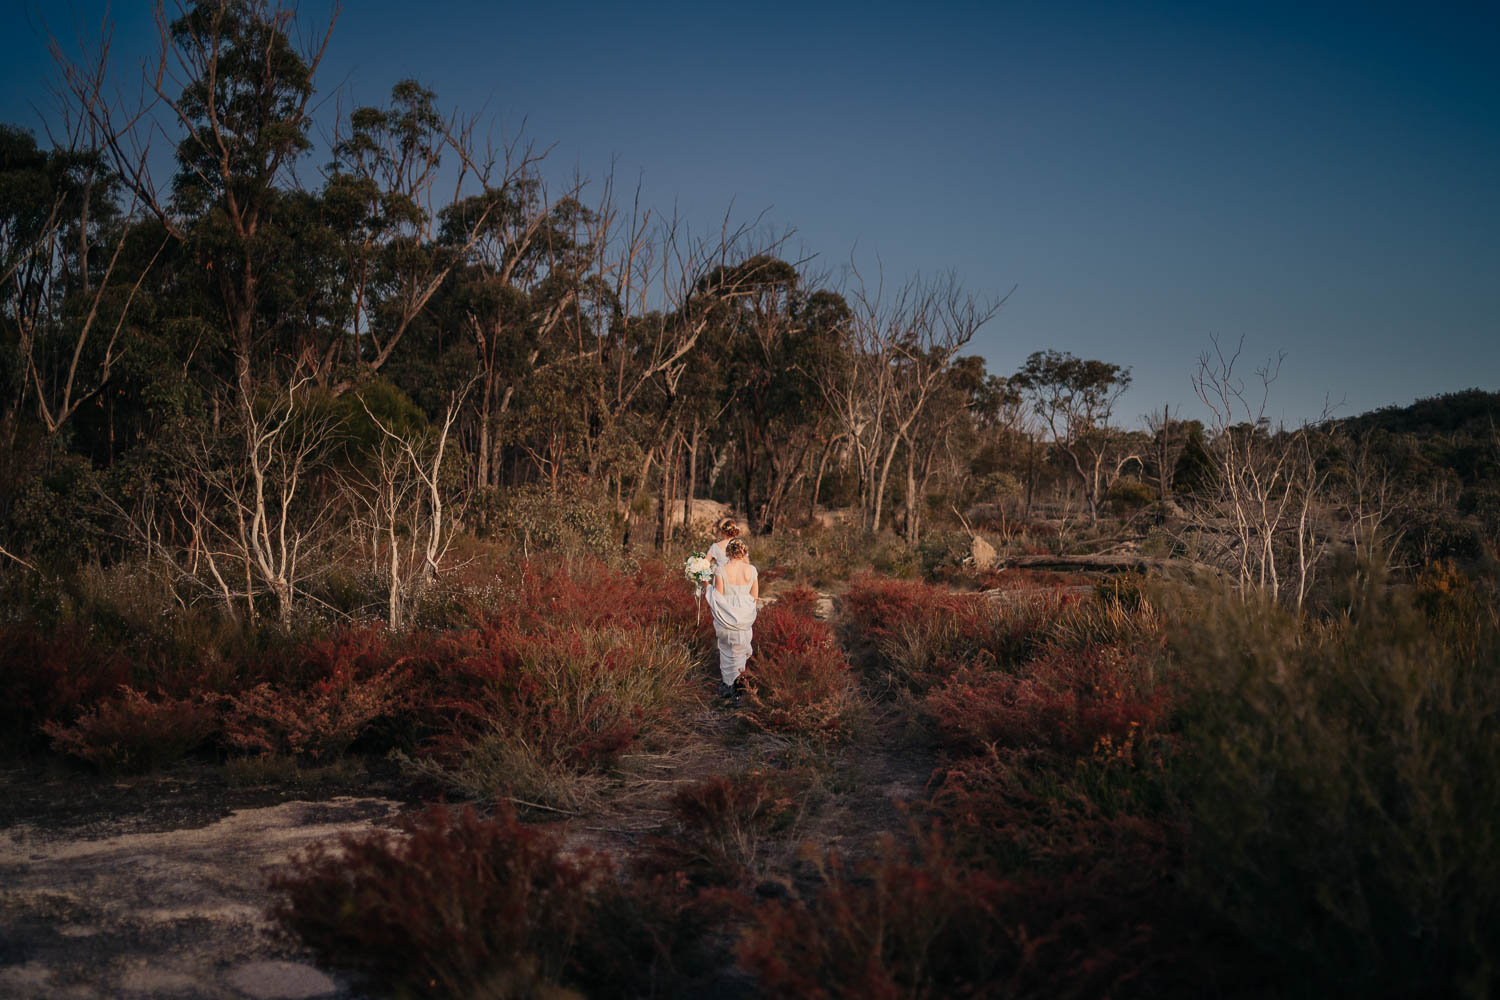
[684,552,714,623]
[683,552,715,585]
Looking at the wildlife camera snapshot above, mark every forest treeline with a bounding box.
[1,1,1496,627]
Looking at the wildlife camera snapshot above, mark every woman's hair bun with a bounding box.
[715,516,741,538]
[726,538,748,559]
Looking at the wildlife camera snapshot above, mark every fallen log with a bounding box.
[996,552,1214,576]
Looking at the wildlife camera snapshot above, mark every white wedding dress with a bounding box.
[707,564,757,687]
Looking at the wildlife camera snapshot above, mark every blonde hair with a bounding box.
[726,538,749,560]
[714,516,741,539]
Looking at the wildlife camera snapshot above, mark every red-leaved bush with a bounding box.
[424,623,668,770]
[918,746,1205,997]
[736,829,1182,1000]
[223,624,409,760]
[646,772,800,886]
[927,746,1176,874]
[484,560,708,641]
[270,803,609,998]
[842,574,1072,694]
[43,685,217,772]
[923,641,1171,758]
[743,595,857,739]
[0,625,130,750]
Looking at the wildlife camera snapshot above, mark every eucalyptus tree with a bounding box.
[0,123,160,447]
[437,184,592,489]
[708,255,845,533]
[898,353,996,545]
[319,80,544,398]
[1013,349,1138,524]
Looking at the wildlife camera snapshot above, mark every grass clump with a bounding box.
[410,623,699,810]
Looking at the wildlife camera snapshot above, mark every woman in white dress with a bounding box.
[705,516,740,573]
[708,537,758,704]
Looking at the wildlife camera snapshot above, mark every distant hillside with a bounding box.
[1333,388,1500,439]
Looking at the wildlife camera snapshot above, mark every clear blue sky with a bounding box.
[4,0,1497,425]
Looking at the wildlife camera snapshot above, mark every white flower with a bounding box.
[683,553,715,584]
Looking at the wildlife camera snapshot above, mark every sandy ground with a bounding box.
[0,796,402,999]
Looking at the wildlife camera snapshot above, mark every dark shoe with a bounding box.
[731,688,742,707]
[718,682,734,700]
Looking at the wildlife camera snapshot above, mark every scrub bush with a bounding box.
[647,772,801,886]
[743,599,858,740]
[736,831,1179,1000]
[223,624,410,761]
[270,803,608,999]
[843,574,1069,695]
[411,621,699,809]
[923,641,1170,758]
[43,685,217,772]
[1170,581,1500,996]
[0,624,130,751]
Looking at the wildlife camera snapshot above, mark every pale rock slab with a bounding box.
[226,960,339,999]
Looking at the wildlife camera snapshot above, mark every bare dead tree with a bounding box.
[891,279,1006,545]
[1327,430,1410,575]
[818,268,1004,536]
[343,382,470,629]
[563,180,788,533]
[106,370,342,624]
[1184,337,1332,609]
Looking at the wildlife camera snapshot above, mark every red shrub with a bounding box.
[773,584,822,619]
[744,602,857,739]
[740,819,1194,1000]
[270,803,610,998]
[843,572,964,638]
[222,624,409,760]
[0,625,130,749]
[571,871,730,998]
[924,642,1171,758]
[922,748,1203,995]
[245,622,397,690]
[422,620,686,773]
[928,746,1176,874]
[43,685,217,772]
[490,560,708,642]
[736,837,1014,999]
[736,829,1178,1000]
[646,772,800,886]
[844,575,1072,694]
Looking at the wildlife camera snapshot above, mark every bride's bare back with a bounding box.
[716,554,759,598]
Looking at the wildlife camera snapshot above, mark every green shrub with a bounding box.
[868,536,918,579]
[494,481,618,559]
[1093,569,1148,610]
[916,529,971,580]
[1104,476,1156,516]
[755,522,867,586]
[1169,580,1500,996]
